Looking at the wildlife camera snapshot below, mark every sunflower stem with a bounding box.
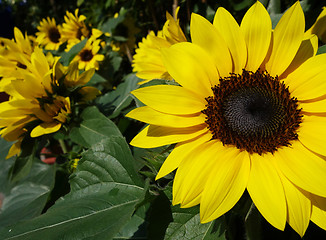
[58,139,68,154]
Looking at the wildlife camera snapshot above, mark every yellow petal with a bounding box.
[161,42,216,97]
[299,99,326,113]
[278,171,311,237]
[200,149,250,223]
[213,7,247,74]
[130,124,208,148]
[6,140,22,159]
[265,2,304,76]
[30,122,62,137]
[274,140,326,197]
[240,1,271,71]
[284,54,326,101]
[131,85,206,115]
[298,115,326,156]
[156,132,212,180]
[172,140,224,207]
[310,194,326,231]
[247,153,287,230]
[190,13,232,78]
[126,106,206,128]
[280,34,318,79]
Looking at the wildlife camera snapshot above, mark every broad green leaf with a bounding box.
[0,161,55,230]
[59,39,87,66]
[0,137,145,239]
[96,74,140,118]
[70,106,122,148]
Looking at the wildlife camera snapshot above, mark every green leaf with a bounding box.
[0,137,13,160]
[70,106,122,148]
[317,45,326,55]
[113,203,149,239]
[101,13,125,34]
[87,72,107,86]
[59,39,87,66]
[0,161,55,230]
[96,74,140,118]
[0,136,145,239]
[9,138,37,183]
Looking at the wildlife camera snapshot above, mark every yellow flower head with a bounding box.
[61,9,90,47]
[71,37,105,70]
[36,17,63,50]
[128,2,326,237]
[132,7,187,84]
[0,46,98,158]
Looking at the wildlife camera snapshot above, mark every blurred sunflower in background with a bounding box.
[61,9,103,52]
[132,7,187,84]
[0,45,97,159]
[35,17,63,50]
[71,37,104,70]
[128,2,326,237]
[61,9,90,46]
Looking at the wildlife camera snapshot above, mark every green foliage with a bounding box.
[0,136,145,239]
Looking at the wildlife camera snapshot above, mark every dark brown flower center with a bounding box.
[79,49,93,61]
[48,27,61,43]
[202,69,302,155]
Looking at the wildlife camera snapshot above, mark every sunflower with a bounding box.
[0,46,96,159]
[61,9,90,48]
[127,2,326,237]
[71,37,104,70]
[35,17,63,50]
[132,7,187,84]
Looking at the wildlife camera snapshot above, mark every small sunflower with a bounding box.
[71,37,104,70]
[132,7,187,84]
[0,46,96,159]
[35,17,63,50]
[128,2,326,236]
[61,9,90,48]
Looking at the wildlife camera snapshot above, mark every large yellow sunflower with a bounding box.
[71,37,104,70]
[35,17,63,50]
[132,7,187,84]
[127,2,326,237]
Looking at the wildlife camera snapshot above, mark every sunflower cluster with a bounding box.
[35,9,105,70]
[0,27,100,159]
[130,2,326,237]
